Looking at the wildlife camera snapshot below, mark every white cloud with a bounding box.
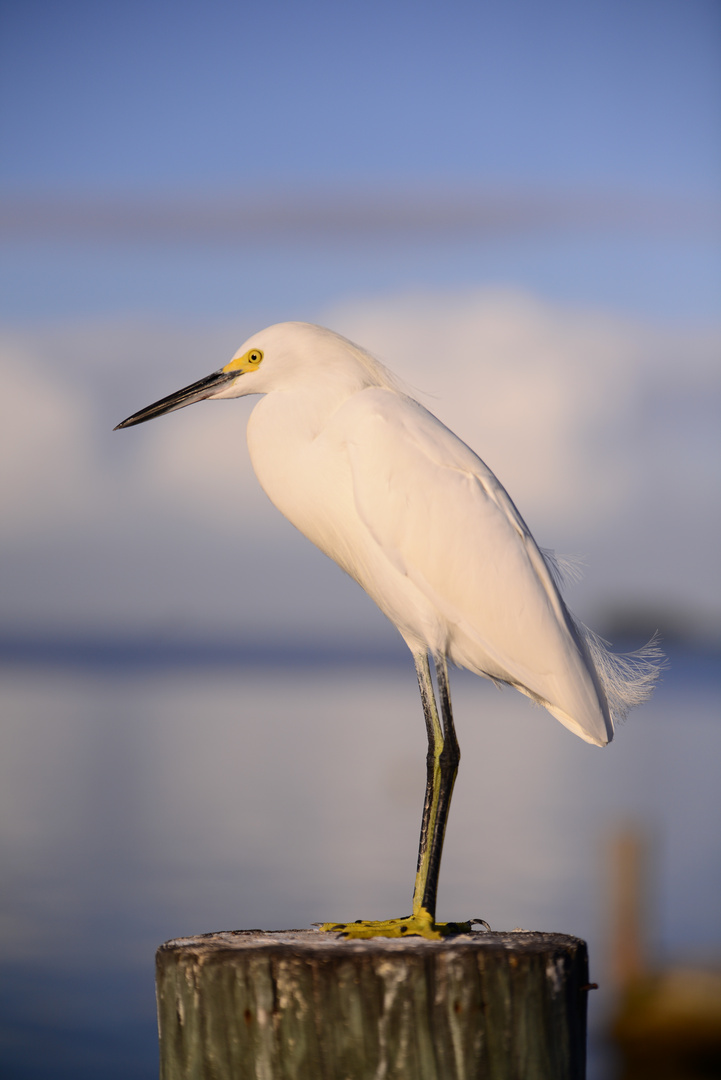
[0,336,102,540]
[0,324,260,543]
[324,290,707,532]
[1,291,719,632]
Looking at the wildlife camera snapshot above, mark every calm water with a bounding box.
[1,645,719,1078]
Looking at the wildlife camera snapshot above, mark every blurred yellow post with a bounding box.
[608,825,721,1079]
[609,827,648,990]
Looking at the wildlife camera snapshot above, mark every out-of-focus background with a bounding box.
[1,2,719,1077]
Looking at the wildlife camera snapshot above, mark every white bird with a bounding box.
[116,321,661,939]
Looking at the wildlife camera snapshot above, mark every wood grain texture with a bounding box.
[156,929,589,1080]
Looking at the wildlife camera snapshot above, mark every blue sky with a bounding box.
[1,0,719,323]
[1,0,719,193]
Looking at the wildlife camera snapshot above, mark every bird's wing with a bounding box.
[337,388,609,745]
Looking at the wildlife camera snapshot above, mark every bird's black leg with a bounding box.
[412,651,443,917]
[425,655,461,916]
[412,652,460,921]
[319,652,465,939]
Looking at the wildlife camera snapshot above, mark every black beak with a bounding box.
[114,369,241,430]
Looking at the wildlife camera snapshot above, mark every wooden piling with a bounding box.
[156,928,590,1079]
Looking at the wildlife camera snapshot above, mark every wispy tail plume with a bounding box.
[577,624,665,726]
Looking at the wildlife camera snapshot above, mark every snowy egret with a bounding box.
[116,321,660,939]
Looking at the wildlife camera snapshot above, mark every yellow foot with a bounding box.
[319,907,473,940]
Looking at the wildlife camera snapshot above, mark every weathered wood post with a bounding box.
[156,929,590,1079]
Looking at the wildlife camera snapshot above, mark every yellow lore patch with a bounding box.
[223,348,264,374]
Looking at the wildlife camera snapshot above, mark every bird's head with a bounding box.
[114,321,389,430]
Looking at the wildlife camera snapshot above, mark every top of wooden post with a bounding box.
[158,926,587,961]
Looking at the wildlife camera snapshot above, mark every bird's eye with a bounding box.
[248,350,263,365]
